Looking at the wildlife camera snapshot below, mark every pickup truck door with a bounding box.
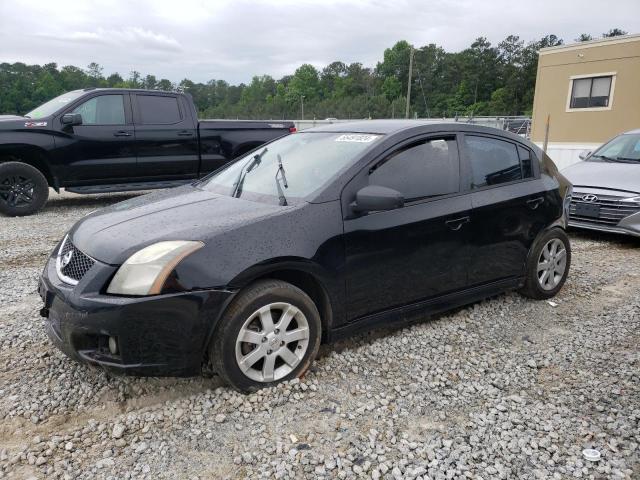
[131,93,199,180]
[58,92,137,183]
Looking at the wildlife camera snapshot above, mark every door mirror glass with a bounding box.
[578,150,592,160]
[352,185,404,213]
[61,113,83,126]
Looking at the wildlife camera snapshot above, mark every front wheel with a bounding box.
[210,279,321,392]
[520,228,571,300]
[0,161,49,216]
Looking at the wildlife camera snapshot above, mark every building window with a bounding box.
[570,76,613,109]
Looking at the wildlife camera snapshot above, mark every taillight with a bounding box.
[289,126,297,133]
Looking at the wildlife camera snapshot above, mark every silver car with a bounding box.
[562,129,640,237]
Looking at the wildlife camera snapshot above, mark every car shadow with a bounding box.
[567,228,639,248]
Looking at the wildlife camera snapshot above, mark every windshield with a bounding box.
[590,133,640,163]
[25,90,86,119]
[198,132,382,204]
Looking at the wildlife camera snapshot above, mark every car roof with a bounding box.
[77,87,180,95]
[305,119,530,141]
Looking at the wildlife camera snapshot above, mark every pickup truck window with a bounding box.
[25,90,85,119]
[137,95,181,124]
[72,95,125,125]
[199,132,382,203]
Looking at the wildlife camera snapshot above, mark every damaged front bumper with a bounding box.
[38,254,235,377]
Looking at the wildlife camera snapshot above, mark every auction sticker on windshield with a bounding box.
[335,134,379,143]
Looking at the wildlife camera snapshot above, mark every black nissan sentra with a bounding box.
[39,121,572,392]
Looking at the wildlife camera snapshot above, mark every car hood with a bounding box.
[70,185,291,264]
[562,160,640,194]
[0,115,28,129]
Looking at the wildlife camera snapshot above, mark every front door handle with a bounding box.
[445,216,470,231]
[177,130,194,136]
[526,197,544,210]
[113,131,132,137]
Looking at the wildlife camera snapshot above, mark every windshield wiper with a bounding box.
[275,154,288,206]
[615,157,640,162]
[591,154,624,162]
[232,147,267,198]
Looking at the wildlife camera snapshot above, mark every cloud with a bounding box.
[42,27,182,52]
[0,0,638,83]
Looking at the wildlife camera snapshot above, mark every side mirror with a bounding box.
[61,113,83,126]
[351,185,404,213]
[578,150,592,161]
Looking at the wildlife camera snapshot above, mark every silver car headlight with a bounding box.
[107,241,204,296]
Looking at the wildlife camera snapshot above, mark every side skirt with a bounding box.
[328,277,524,342]
[65,179,193,194]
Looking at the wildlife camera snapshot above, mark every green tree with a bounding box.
[602,28,627,37]
[575,33,593,42]
[86,62,103,86]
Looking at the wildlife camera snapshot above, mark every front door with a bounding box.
[62,93,137,183]
[343,136,472,321]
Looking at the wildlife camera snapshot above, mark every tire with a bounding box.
[519,228,571,300]
[210,279,322,392]
[0,161,49,216]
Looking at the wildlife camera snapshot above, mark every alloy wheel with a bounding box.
[0,175,35,207]
[235,302,310,383]
[537,238,567,290]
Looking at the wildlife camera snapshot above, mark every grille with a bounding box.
[569,193,640,227]
[57,237,95,284]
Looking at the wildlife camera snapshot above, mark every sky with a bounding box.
[1,0,639,84]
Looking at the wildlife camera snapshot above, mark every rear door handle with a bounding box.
[526,197,544,210]
[445,216,470,231]
[177,130,194,136]
[113,131,132,137]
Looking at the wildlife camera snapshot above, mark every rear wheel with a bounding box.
[520,228,571,299]
[0,161,49,216]
[210,279,321,392]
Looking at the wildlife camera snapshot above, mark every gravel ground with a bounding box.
[0,190,638,480]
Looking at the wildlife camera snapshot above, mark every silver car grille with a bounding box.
[569,193,640,226]
[56,236,95,285]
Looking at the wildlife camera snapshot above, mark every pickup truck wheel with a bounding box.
[210,279,321,393]
[0,162,49,216]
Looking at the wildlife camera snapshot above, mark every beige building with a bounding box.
[531,34,640,169]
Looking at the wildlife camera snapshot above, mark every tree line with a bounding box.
[0,28,627,120]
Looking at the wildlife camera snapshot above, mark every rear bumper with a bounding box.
[39,256,235,377]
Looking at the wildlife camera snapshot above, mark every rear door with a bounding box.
[60,92,136,182]
[343,135,472,321]
[132,93,199,180]
[462,134,553,285]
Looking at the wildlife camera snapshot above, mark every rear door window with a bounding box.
[465,135,527,188]
[137,95,181,124]
[370,138,459,201]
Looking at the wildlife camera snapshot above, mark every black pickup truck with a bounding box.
[0,88,295,216]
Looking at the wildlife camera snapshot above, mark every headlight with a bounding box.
[107,241,204,296]
[621,196,640,204]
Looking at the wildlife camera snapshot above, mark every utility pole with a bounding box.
[301,95,305,120]
[405,47,414,119]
